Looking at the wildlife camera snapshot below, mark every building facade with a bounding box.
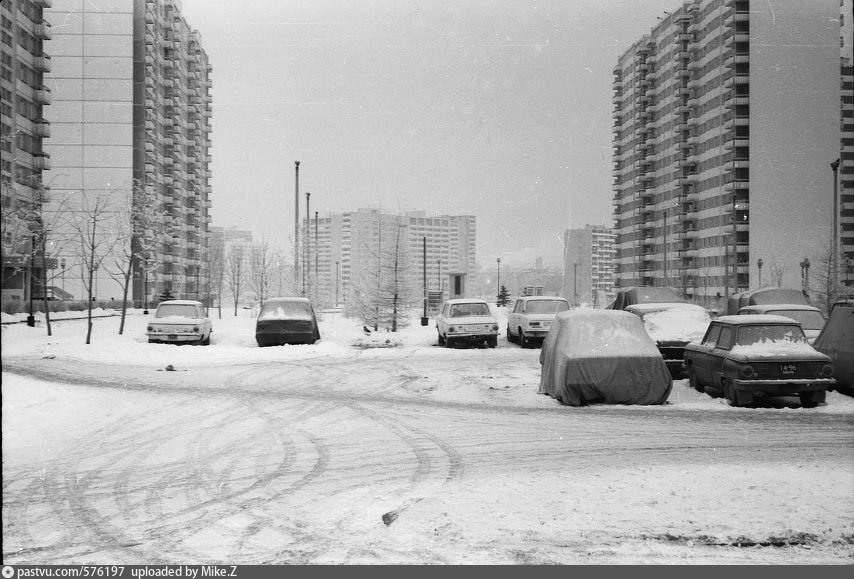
[298,208,477,309]
[1,0,53,307]
[563,225,616,307]
[39,0,211,304]
[841,0,854,287]
[612,0,840,308]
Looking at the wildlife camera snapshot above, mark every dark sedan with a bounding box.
[683,315,835,408]
[255,297,320,347]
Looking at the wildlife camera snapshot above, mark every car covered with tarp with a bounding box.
[812,297,853,397]
[538,309,673,406]
[255,297,320,346]
[725,287,808,316]
[609,286,686,310]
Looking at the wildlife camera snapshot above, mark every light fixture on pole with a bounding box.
[757,258,763,288]
[496,257,501,305]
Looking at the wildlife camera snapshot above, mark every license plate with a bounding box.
[780,364,797,376]
[168,334,177,340]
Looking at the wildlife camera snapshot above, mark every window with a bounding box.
[702,324,721,347]
[717,327,733,349]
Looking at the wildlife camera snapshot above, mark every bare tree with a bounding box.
[347,215,418,332]
[103,180,157,334]
[810,244,847,314]
[205,236,225,319]
[225,245,246,316]
[67,193,121,344]
[248,237,275,308]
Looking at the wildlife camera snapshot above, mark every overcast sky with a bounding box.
[180,0,680,268]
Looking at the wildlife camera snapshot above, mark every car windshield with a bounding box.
[526,300,569,314]
[766,310,825,330]
[155,304,199,318]
[450,303,490,317]
[258,300,313,321]
[735,324,807,346]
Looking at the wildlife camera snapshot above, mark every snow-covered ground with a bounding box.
[3,307,854,564]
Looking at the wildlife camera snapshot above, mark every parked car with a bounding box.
[812,298,853,397]
[609,286,687,310]
[625,302,711,378]
[538,309,672,406]
[146,300,212,345]
[725,287,808,316]
[737,304,826,344]
[683,315,835,408]
[436,298,499,348]
[255,297,320,347]
[506,296,570,347]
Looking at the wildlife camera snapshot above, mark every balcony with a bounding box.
[34,23,52,39]
[33,55,52,72]
[32,153,51,170]
[33,0,52,6]
[34,87,52,104]
[33,120,51,138]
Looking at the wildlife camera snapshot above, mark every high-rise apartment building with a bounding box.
[563,225,616,306]
[1,0,53,306]
[612,0,839,307]
[301,208,477,308]
[40,0,211,304]
[841,0,854,286]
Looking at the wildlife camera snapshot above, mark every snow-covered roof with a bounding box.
[265,297,312,303]
[625,302,706,314]
[714,314,801,325]
[731,339,824,357]
[738,304,822,313]
[443,298,489,305]
[628,303,711,343]
[515,296,567,302]
[158,300,203,306]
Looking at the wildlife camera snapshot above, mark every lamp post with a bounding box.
[800,258,811,295]
[335,260,340,307]
[27,234,35,327]
[496,257,501,305]
[304,191,310,297]
[831,159,840,293]
[294,161,300,296]
[195,265,200,301]
[573,263,578,307]
[756,258,763,288]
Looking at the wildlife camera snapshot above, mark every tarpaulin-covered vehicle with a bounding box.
[538,309,673,406]
[255,297,320,347]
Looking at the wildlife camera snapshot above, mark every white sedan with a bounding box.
[435,298,499,348]
[146,300,212,345]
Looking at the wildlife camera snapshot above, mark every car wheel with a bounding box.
[506,326,515,343]
[445,336,455,348]
[687,365,704,393]
[201,333,211,346]
[438,331,445,345]
[488,335,497,348]
[519,329,529,348]
[799,390,826,408]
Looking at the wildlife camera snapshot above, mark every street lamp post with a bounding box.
[831,159,840,293]
[195,265,200,301]
[573,263,578,307]
[27,234,35,327]
[496,257,501,305]
[335,260,340,307]
[757,258,763,288]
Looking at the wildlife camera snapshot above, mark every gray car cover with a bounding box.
[539,309,672,406]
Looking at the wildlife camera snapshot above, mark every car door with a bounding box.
[508,299,522,337]
[437,303,450,336]
[691,323,722,386]
[709,325,734,390]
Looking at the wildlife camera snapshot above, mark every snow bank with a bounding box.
[639,306,710,343]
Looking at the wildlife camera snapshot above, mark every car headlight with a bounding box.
[492,325,499,331]
[740,365,755,378]
[147,326,153,332]
[193,326,199,332]
[820,364,834,378]
[448,326,456,333]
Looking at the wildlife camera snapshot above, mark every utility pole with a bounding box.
[421,236,428,325]
[304,192,310,297]
[663,209,668,288]
[314,210,318,304]
[496,257,501,305]
[27,233,35,327]
[294,161,300,295]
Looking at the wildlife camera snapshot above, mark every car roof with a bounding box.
[625,302,705,313]
[515,295,567,301]
[264,297,312,303]
[739,303,821,312]
[158,300,203,306]
[444,298,489,305]
[714,314,803,325]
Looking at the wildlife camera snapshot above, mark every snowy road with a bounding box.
[3,312,854,564]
